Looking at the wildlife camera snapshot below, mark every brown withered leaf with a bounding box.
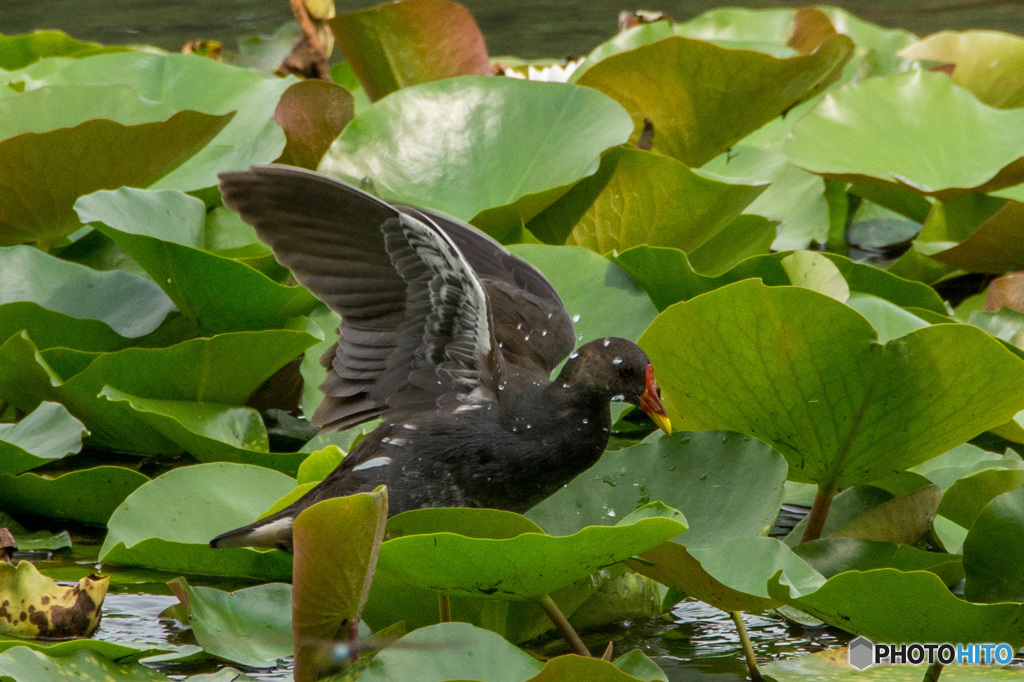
[0,560,108,638]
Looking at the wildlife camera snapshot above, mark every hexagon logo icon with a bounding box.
[849,637,875,670]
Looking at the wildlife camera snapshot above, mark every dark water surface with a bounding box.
[4,0,1024,57]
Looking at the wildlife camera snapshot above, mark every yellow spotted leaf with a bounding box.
[0,560,108,638]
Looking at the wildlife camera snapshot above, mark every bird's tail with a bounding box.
[209,511,296,551]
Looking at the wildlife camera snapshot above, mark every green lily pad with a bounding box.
[0,328,318,454]
[0,638,171,663]
[320,77,632,225]
[0,465,148,524]
[526,147,765,254]
[786,70,1024,197]
[98,387,305,476]
[574,34,853,167]
[75,186,206,247]
[938,466,1024,530]
[32,52,295,191]
[529,432,786,542]
[829,484,941,545]
[794,537,963,584]
[374,503,685,600]
[0,245,175,340]
[357,622,543,682]
[527,655,654,682]
[0,84,176,140]
[0,31,122,70]
[168,578,292,668]
[292,490,388,681]
[963,485,1024,603]
[0,110,231,248]
[673,7,796,46]
[328,0,492,101]
[928,200,1024,274]
[508,245,658,348]
[900,31,1024,109]
[0,647,170,682]
[769,568,1024,647]
[99,463,293,579]
[685,214,777,277]
[702,146,830,251]
[0,402,85,475]
[613,246,944,314]
[640,279,1024,492]
[82,218,318,336]
[781,250,850,301]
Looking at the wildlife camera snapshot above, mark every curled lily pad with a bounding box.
[0,111,231,248]
[640,280,1024,492]
[928,200,1024,274]
[0,245,175,340]
[574,34,853,167]
[963,485,1024,603]
[786,70,1024,197]
[0,31,121,70]
[0,402,85,475]
[0,561,107,638]
[899,31,1024,108]
[274,80,355,169]
[328,0,492,101]
[320,77,633,225]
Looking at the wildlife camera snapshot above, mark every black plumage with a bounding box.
[211,166,670,551]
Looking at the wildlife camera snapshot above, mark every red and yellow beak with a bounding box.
[639,364,671,435]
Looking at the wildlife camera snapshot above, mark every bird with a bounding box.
[210,165,671,551]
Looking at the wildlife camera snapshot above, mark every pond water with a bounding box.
[29,537,853,681]
[3,0,1024,58]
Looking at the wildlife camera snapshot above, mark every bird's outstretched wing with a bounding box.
[219,165,573,430]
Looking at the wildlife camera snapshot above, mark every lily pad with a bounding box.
[0,647,169,682]
[320,77,632,225]
[168,578,292,668]
[763,647,1023,681]
[574,34,853,167]
[0,84,175,139]
[769,568,1024,647]
[0,111,231,248]
[786,70,1024,197]
[640,279,1024,492]
[962,485,1024,603]
[329,0,492,101]
[357,622,543,682]
[0,31,121,70]
[0,402,85,475]
[899,31,1024,109]
[0,561,106,638]
[84,221,318,335]
[0,245,175,340]
[794,537,963,584]
[613,246,944,313]
[99,463,294,579]
[75,186,206,248]
[31,52,295,192]
[0,466,148,524]
[274,80,355,170]
[98,387,305,476]
[526,147,766,254]
[0,328,318,454]
[374,503,686,600]
[292,490,388,681]
[928,200,1024,274]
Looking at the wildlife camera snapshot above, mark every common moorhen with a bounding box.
[210,166,671,551]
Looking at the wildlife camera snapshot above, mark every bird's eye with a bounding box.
[618,365,635,379]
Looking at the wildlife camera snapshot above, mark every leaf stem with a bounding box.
[438,594,452,623]
[539,594,590,657]
[347,618,361,662]
[923,662,944,682]
[730,611,763,681]
[800,485,835,543]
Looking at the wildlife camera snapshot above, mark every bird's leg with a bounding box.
[539,594,590,657]
[438,594,452,623]
[730,611,763,681]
